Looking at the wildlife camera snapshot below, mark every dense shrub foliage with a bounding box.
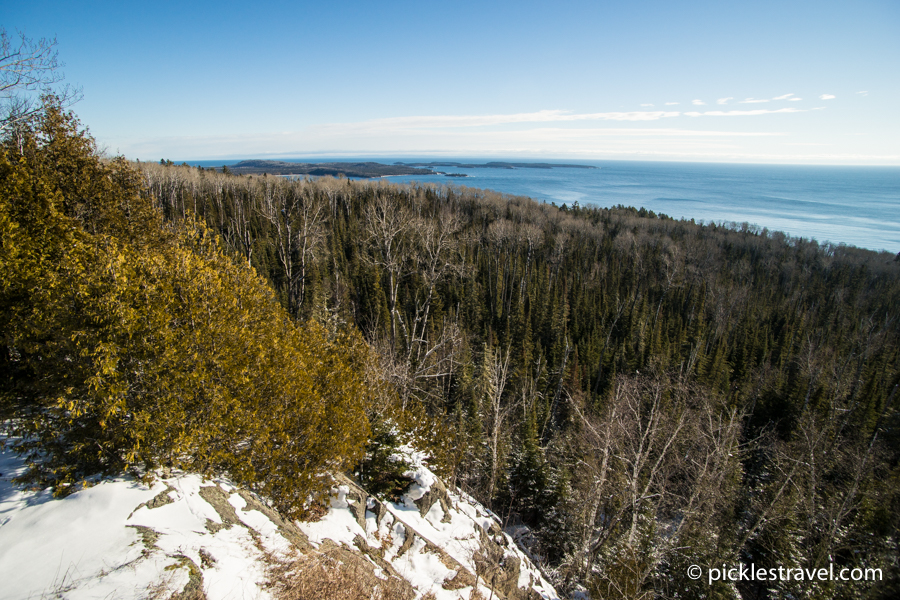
[0,102,370,516]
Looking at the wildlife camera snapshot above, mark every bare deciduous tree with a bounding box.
[563,372,744,597]
[262,179,326,315]
[363,191,412,350]
[481,343,513,501]
[1,28,81,129]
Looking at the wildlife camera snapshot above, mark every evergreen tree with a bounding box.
[0,99,371,517]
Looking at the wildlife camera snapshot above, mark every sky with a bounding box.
[4,0,900,164]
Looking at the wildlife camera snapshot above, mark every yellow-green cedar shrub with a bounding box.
[0,100,369,517]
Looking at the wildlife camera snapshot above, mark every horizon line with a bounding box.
[149,154,900,169]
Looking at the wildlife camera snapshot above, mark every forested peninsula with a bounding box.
[213,160,596,178]
[3,102,899,599]
[225,160,433,178]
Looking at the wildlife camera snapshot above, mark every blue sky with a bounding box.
[5,0,899,164]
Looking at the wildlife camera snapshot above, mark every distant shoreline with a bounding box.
[210,159,597,178]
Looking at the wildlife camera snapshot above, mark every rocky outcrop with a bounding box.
[311,465,557,600]
[1,441,558,600]
[413,476,454,522]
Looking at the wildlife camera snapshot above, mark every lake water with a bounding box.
[191,159,900,253]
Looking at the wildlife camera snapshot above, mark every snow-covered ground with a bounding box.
[0,440,292,599]
[0,441,559,600]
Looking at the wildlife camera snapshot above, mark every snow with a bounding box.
[0,436,560,600]
[0,439,291,600]
[228,493,293,555]
[1,444,158,599]
[393,443,437,502]
[297,484,368,548]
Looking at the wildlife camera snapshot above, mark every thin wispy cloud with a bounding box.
[685,108,805,117]
[113,105,828,162]
[857,91,868,96]
[717,97,734,105]
[740,98,770,104]
[574,111,682,122]
[117,126,788,161]
[692,99,706,106]
[820,94,836,100]
[789,97,802,101]
[335,109,573,129]
[773,93,795,100]
[521,128,783,137]
[640,103,655,107]
[119,126,897,163]
[314,105,808,136]
[314,110,684,134]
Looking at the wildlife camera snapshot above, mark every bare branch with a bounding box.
[1,28,81,128]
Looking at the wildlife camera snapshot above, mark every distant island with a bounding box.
[395,161,599,170]
[221,160,597,178]
[225,160,433,178]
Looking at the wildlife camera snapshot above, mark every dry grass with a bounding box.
[267,548,420,600]
[467,588,487,600]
